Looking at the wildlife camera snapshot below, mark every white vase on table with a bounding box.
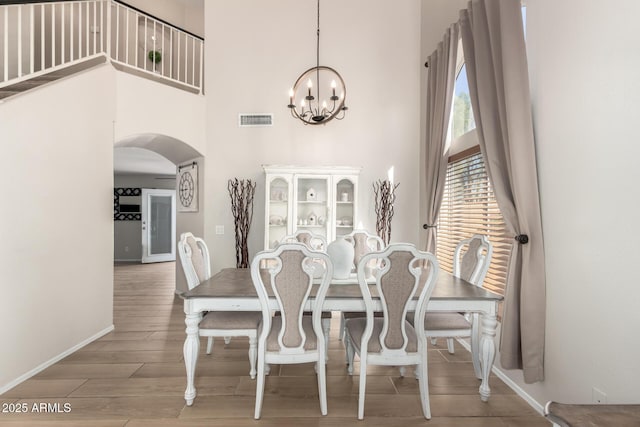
[327,236,355,279]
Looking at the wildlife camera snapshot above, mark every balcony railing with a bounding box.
[0,0,204,93]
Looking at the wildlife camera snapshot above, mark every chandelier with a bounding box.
[287,0,347,125]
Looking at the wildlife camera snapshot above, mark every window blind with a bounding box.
[436,149,512,296]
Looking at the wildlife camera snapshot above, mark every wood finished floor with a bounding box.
[0,262,549,426]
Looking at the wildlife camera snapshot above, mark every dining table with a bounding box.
[179,267,503,406]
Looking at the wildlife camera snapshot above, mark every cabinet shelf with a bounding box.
[298,201,326,204]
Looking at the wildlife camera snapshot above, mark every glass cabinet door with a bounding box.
[266,176,291,249]
[334,177,356,238]
[293,175,330,242]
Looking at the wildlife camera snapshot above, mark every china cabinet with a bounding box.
[263,165,360,249]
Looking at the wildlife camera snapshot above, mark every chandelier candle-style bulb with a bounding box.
[287,0,347,125]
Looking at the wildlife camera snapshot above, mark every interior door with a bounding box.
[141,188,176,263]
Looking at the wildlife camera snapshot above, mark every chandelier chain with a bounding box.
[316,0,320,105]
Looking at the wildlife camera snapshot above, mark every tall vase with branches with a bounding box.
[373,179,399,245]
[228,178,257,268]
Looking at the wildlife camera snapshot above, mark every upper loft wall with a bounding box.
[114,71,206,156]
[123,0,204,38]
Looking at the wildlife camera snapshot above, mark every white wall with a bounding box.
[495,0,640,405]
[204,0,422,273]
[114,72,206,154]
[0,65,116,391]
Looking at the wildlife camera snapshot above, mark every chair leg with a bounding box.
[206,337,214,354]
[417,361,432,419]
[345,333,355,375]
[446,338,455,354]
[254,353,266,420]
[224,336,231,345]
[316,358,328,415]
[399,366,406,377]
[339,313,346,341]
[430,337,437,346]
[322,317,330,361]
[357,354,367,420]
[248,335,257,379]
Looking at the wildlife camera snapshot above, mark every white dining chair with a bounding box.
[281,229,327,251]
[419,234,493,355]
[344,243,439,420]
[250,243,333,419]
[339,229,386,342]
[178,232,261,378]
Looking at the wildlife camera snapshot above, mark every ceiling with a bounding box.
[113,147,177,176]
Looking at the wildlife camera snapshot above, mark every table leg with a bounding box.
[478,311,498,401]
[470,312,482,379]
[183,312,200,406]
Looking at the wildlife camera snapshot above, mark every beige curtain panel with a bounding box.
[459,0,547,383]
[422,23,459,254]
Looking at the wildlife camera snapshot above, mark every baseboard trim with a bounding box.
[0,325,115,395]
[456,338,545,415]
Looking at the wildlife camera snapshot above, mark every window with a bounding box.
[451,64,475,140]
[436,149,512,297]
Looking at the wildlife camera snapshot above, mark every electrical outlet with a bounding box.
[124,246,129,252]
[215,225,224,235]
[592,387,607,404]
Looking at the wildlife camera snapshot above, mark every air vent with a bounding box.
[239,113,273,127]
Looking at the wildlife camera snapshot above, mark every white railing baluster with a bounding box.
[115,2,119,61]
[4,8,8,82]
[78,2,82,59]
[18,7,22,78]
[169,28,173,79]
[61,3,65,64]
[70,2,74,61]
[85,2,89,57]
[160,24,167,76]
[41,4,45,70]
[152,20,156,73]
[125,8,129,64]
[105,0,110,57]
[177,32,181,82]
[199,40,203,93]
[30,5,34,74]
[93,2,99,54]
[191,37,195,86]
[144,17,147,71]
[51,3,55,67]
[134,11,139,67]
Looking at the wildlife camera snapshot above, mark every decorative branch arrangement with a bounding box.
[228,178,257,268]
[373,179,399,246]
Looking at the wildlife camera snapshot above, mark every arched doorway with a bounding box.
[114,133,204,293]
